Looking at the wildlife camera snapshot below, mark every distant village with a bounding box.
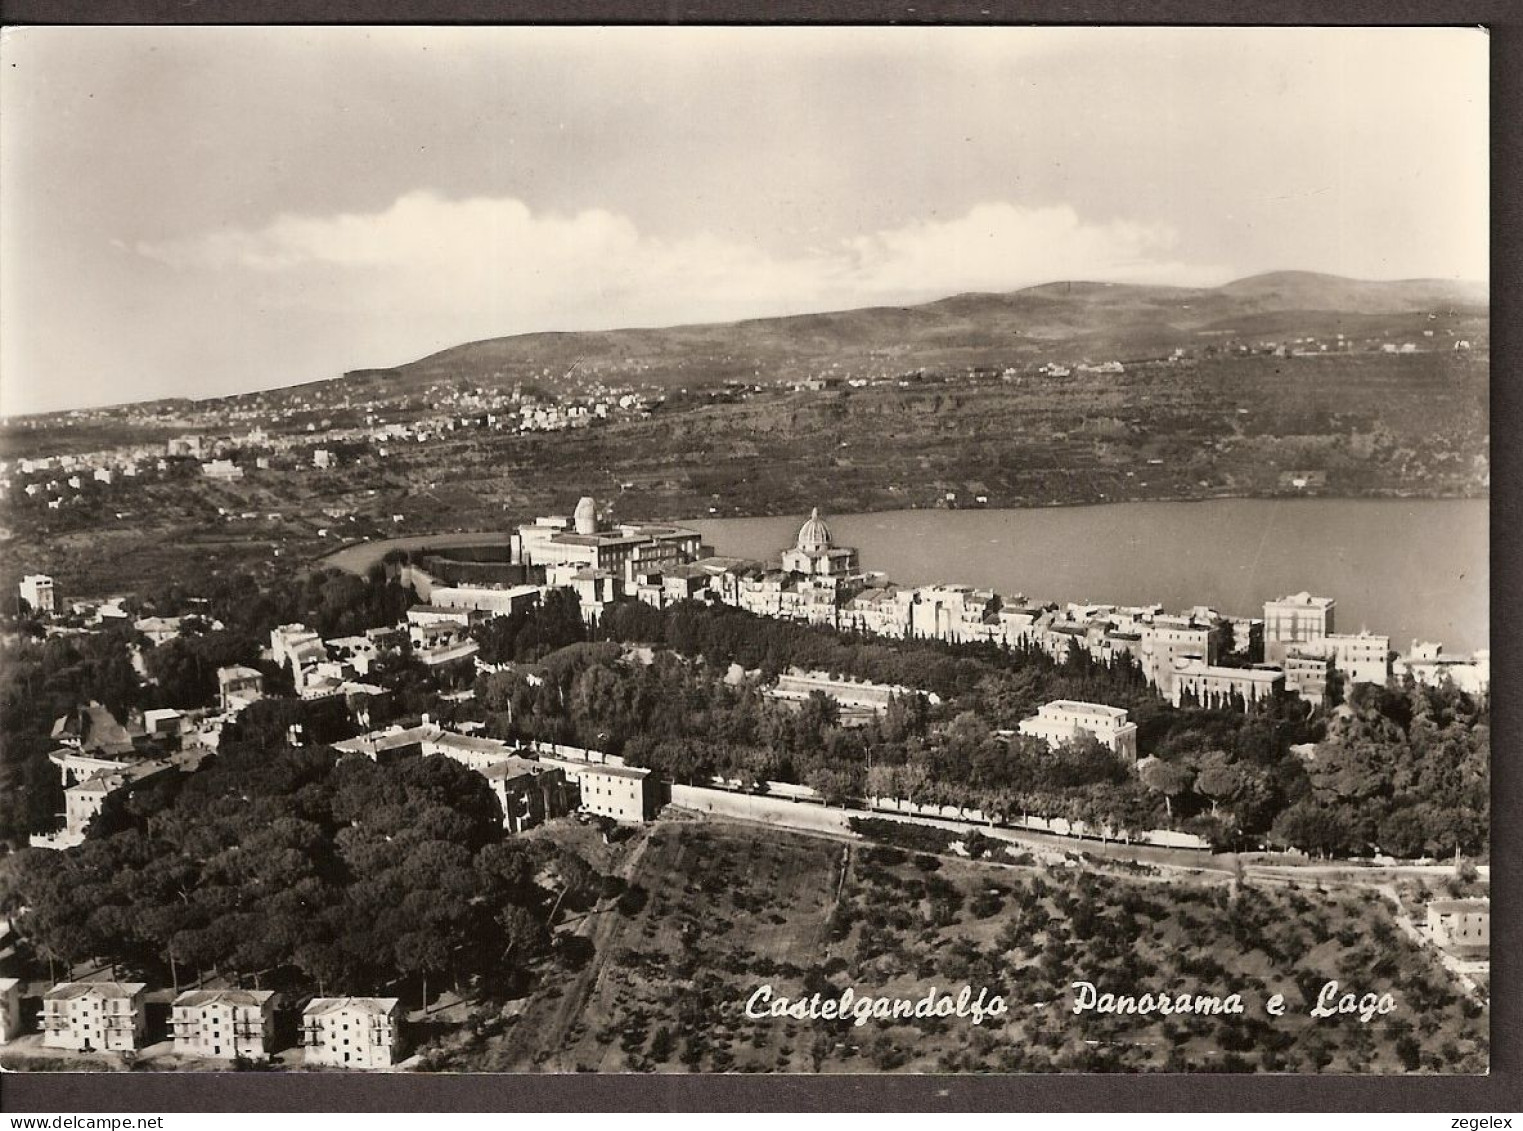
[0,311,1482,525]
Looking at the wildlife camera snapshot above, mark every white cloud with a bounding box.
[134,192,1225,358]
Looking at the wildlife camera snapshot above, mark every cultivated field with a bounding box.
[433,817,1489,1074]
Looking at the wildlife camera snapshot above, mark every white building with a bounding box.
[20,573,55,615]
[1426,898,1488,957]
[170,988,277,1060]
[0,977,21,1043]
[1170,659,1285,709]
[1395,643,1490,697]
[529,753,657,824]
[1321,631,1392,687]
[514,496,702,575]
[1263,592,1336,663]
[41,982,148,1052]
[201,459,244,481]
[217,665,266,713]
[429,583,540,618]
[300,997,403,1069]
[1017,700,1139,761]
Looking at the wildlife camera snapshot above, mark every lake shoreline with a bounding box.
[322,495,1489,655]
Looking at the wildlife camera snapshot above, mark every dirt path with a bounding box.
[509,825,656,1069]
[1370,882,1486,1001]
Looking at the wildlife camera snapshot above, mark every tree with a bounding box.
[1194,750,1245,817]
[395,930,452,1013]
[1139,759,1194,823]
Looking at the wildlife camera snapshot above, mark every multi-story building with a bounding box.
[843,587,916,639]
[1426,899,1489,957]
[482,756,572,833]
[537,760,658,824]
[270,624,324,677]
[19,573,55,615]
[1140,616,1222,696]
[1321,631,1392,687]
[219,660,266,712]
[1394,643,1489,697]
[514,496,702,575]
[909,585,1000,643]
[170,989,277,1060]
[1282,649,1333,705]
[1017,700,1139,761]
[1169,659,1285,710]
[32,744,180,850]
[300,997,403,1069]
[575,763,657,823]
[428,583,541,618]
[0,977,21,1043]
[41,982,148,1052]
[1263,592,1336,664]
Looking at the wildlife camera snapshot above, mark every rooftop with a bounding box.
[1269,592,1336,608]
[173,988,275,1008]
[1040,700,1129,719]
[45,981,147,1001]
[482,755,551,779]
[1428,899,1489,914]
[304,996,400,1017]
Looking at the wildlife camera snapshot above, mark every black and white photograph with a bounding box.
[0,23,1494,1085]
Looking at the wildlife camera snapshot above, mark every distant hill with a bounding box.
[351,270,1487,393]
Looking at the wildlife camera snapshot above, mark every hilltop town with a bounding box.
[0,488,1490,1074]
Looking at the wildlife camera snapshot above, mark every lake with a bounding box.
[687,499,1489,655]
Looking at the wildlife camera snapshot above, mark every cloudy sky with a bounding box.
[0,26,1488,416]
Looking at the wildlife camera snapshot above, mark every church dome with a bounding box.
[796,507,833,553]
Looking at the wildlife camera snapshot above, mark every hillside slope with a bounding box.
[354,272,1487,391]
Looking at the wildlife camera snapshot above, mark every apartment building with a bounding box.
[170,988,277,1060]
[0,978,21,1043]
[41,982,148,1052]
[300,997,403,1069]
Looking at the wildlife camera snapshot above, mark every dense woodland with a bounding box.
[460,596,1489,857]
[0,740,599,1011]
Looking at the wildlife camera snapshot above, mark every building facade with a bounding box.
[483,756,572,833]
[1017,700,1139,761]
[1322,632,1391,687]
[1140,616,1222,696]
[1169,660,1285,709]
[170,989,277,1060]
[300,997,403,1069]
[1263,592,1336,663]
[20,573,55,614]
[0,978,21,1043]
[41,982,148,1052]
[555,762,658,823]
[1282,649,1333,706]
[514,497,702,575]
[1426,899,1489,957]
